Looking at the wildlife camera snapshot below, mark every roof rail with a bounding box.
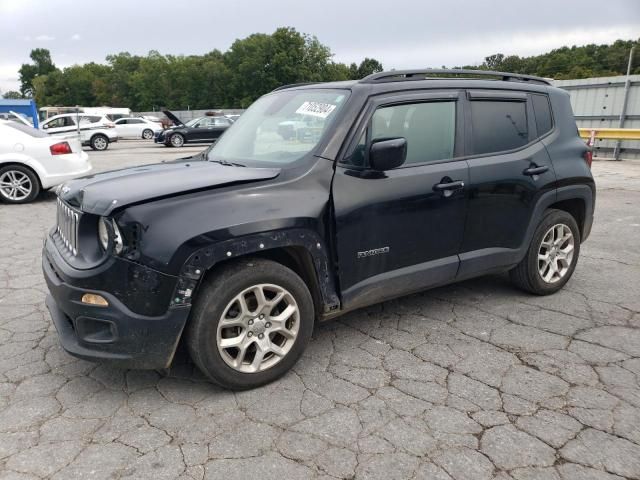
[360,69,552,86]
[272,82,321,92]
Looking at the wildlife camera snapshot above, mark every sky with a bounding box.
[0,0,638,93]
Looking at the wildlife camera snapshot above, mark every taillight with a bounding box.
[50,142,72,155]
[584,130,595,169]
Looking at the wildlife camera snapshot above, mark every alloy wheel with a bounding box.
[216,283,300,373]
[538,223,575,284]
[0,170,32,201]
[170,134,184,147]
[93,136,108,150]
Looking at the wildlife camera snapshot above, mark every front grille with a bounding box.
[56,198,81,255]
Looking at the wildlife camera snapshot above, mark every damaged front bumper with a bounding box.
[42,234,190,369]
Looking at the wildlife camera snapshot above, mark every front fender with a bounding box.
[170,228,340,314]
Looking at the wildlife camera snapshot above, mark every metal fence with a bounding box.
[553,74,640,160]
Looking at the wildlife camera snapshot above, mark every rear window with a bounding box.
[4,121,49,138]
[531,94,553,137]
[470,100,528,155]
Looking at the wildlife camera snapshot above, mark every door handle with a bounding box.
[433,180,465,192]
[523,165,549,176]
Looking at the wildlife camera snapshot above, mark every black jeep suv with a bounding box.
[43,69,595,389]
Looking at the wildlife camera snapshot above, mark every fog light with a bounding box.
[81,293,109,306]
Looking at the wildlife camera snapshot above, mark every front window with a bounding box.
[208,89,349,166]
[185,118,202,127]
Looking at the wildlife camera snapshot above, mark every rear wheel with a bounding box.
[90,134,109,151]
[170,133,185,147]
[142,129,154,140]
[510,209,580,295]
[0,165,40,204]
[186,258,314,390]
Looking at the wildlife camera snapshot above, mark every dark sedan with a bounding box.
[155,111,232,147]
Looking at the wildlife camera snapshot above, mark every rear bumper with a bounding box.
[42,236,189,369]
[40,152,92,189]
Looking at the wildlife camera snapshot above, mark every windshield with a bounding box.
[208,89,349,165]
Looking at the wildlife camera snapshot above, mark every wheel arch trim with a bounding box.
[171,228,340,316]
[0,160,44,189]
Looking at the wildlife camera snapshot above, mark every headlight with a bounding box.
[98,217,123,254]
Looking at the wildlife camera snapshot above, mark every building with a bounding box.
[553,75,640,160]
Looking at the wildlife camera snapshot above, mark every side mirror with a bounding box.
[42,124,48,129]
[369,137,407,171]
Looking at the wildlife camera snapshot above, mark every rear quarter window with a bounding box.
[531,94,553,137]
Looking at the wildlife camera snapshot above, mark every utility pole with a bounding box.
[613,46,635,161]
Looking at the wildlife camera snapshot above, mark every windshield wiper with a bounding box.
[209,159,246,167]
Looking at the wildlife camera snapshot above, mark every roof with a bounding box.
[272,69,553,93]
[0,99,35,106]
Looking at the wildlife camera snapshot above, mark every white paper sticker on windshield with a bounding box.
[295,101,336,118]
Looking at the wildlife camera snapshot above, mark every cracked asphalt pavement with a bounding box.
[1,141,640,479]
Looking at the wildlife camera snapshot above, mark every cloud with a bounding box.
[71,33,81,41]
[334,25,639,71]
[0,64,22,93]
[34,35,55,42]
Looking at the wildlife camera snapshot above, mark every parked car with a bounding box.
[155,111,232,147]
[225,114,241,123]
[113,117,163,140]
[0,120,91,204]
[40,113,118,151]
[43,69,595,389]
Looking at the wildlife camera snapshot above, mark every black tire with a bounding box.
[186,258,314,390]
[169,133,185,147]
[510,209,581,295]
[90,134,109,151]
[142,129,154,140]
[0,165,40,204]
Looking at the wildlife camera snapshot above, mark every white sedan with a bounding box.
[113,117,163,140]
[0,120,92,204]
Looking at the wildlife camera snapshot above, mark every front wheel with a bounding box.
[510,209,581,295]
[90,134,109,151]
[142,129,154,140]
[186,258,314,390]
[170,133,185,147]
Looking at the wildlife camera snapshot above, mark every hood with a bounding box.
[163,110,184,126]
[58,161,281,216]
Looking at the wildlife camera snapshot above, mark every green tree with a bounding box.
[2,91,23,99]
[18,48,57,97]
[355,58,384,78]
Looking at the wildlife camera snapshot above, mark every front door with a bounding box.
[457,90,557,278]
[42,116,77,136]
[332,92,469,310]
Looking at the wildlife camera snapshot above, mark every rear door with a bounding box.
[332,91,469,309]
[457,90,556,278]
[209,117,231,140]
[125,118,145,138]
